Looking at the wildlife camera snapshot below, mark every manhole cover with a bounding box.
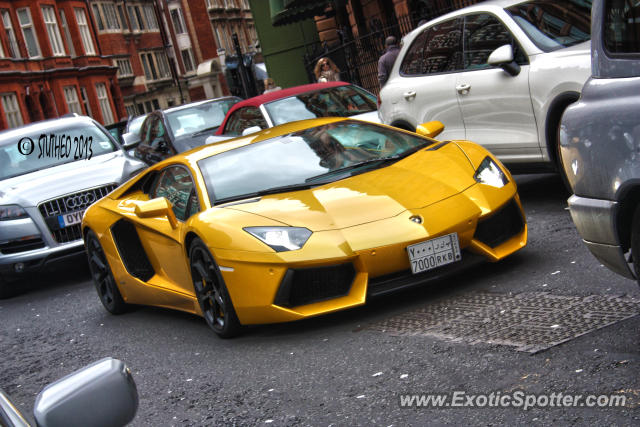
[368,292,640,353]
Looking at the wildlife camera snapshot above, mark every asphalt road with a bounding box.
[1,173,639,426]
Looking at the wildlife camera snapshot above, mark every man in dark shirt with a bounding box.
[378,36,400,88]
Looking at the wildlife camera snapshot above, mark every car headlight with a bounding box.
[244,227,312,252]
[474,157,509,188]
[0,204,28,221]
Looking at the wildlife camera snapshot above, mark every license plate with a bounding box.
[57,210,84,228]
[407,232,461,274]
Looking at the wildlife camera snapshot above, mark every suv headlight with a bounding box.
[0,204,28,220]
[474,157,509,188]
[244,227,312,252]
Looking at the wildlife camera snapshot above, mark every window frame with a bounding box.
[74,7,96,55]
[63,85,82,114]
[16,7,41,58]
[1,10,21,59]
[95,82,115,125]
[41,5,66,57]
[1,92,23,129]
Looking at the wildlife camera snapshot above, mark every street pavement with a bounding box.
[1,173,639,426]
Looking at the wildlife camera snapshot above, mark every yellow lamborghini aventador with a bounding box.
[82,118,527,337]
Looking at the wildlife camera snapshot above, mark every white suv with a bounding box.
[379,0,592,180]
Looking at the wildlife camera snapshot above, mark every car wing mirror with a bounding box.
[487,44,520,76]
[242,126,262,136]
[33,358,138,427]
[416,121,445,138]
[121,132,140,149]
[134,197,178,228]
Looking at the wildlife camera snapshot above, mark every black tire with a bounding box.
[85,229,128,314]
[0,276,18,299]
[189,238,241,338]
[631,207,640,286]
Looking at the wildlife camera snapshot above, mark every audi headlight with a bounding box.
[0,204,28,221]
[474,157,508,188]
[244,227,312,252]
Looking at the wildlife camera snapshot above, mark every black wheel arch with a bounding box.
[390,120,416,132]
[615,181,640,252]
[545,91,581,167]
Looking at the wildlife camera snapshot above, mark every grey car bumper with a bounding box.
[568,195,635,280]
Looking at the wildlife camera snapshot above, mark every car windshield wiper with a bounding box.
[215,182,318,206]
[191,126,220,137]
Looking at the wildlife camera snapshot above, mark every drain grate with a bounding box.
[368,292,640,353]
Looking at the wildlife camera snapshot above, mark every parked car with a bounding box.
[209,81,380,141]
[0,358,137,426]
[0,116,147,297]
[134,97,241,165]
[378,0,592,185]
[83,118,527,338]
[560,0,640,282]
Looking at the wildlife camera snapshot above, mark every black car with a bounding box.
[134,97,240,165]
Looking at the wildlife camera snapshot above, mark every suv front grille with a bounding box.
[38,184,118,244]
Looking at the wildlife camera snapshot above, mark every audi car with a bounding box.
[82,118,527,338]
[0,116,147,297]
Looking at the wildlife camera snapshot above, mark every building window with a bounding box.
[17,8,41,58]
[125,104,136,117]
[41,6,66,56]
[80,86,92,116]
[115,58,133,77]
[1,93,23,129]
[1,10,20,58]
[127,5,143,31]
[117,4,128,31]
[74,8,96,55]
[170,8,186,34]
[181,48,195,72]
[63,86,82,114]
[95,83,114,125]
[92,2,121,31]
[91,4,104,30]
[143,5,158,30]
[140,51,171,81]
[58,9,75,57]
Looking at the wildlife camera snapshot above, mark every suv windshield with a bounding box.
[506,0,591,52]
[264,85,377,126]
[198,120,431,204]
[167,98,239,138]
[0,122,118,180]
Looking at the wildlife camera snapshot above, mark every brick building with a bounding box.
[0,0,122,130]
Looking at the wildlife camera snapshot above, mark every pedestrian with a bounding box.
[378,36,400,88]
[314,57,340,82]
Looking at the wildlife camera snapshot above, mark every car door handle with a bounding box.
[403,90,416,101]
[456,84,471,94]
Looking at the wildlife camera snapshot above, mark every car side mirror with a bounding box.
[33,358,138,427]
[134,197,178,228]
[242,126,262,136]
[416,121,445,138]
[121,132,140,149]
[487,44,521,76]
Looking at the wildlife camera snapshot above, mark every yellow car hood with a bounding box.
[225,143,477,231]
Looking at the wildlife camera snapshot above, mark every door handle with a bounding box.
[403,90,416,101]
[456,84,471,94]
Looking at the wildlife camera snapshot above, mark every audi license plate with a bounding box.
[58,210,84,228]
[407,232,461,274]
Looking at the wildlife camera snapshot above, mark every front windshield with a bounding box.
[167,98,239,138]
[0,123,118,180]
[198,120,431,204]
[506,0,591,52]
[264,85,377,126]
